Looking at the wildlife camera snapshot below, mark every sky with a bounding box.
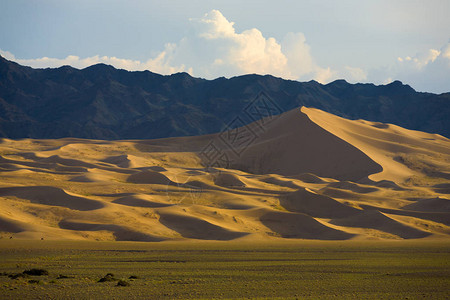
[1,0,449,93]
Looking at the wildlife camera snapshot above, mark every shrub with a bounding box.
[117,280,130,286]
[28,279,41,284]
[98,273,116,282]
[129,275,139,279]
[23,269,49,276]
[9,273,28,279]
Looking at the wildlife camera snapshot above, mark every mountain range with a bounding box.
[1,55,449,140]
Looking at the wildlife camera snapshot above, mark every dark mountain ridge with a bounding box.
[0,55,449,139]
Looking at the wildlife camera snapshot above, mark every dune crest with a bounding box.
[222,108,383,181]
[303,106,450,183]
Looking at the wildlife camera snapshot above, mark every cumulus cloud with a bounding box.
[397,49,441,69]
[147,10,331,82]
[162,10,293,79]
[342,66,368,82]
[367,42,450,93]
[281,32,334,82]
[0,10,331,83]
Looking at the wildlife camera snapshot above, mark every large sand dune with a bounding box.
[0,107,449,241]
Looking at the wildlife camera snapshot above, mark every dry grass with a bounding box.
[0,239,449,299]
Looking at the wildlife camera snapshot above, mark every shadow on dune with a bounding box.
[402,197,450,212]
[0,186,104,211]
[329,210,431,239]
[0,215,26,233]
[158,212,248,241]
[59,220,165,242]
[126,170,174,185]
[280,187,360,218]
[259,210,354,240]
[359,204,450,226]
[112,195,173,208]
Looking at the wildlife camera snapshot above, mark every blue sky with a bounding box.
[1,0,449,93]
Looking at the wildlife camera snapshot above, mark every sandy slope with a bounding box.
[0,107,449,242]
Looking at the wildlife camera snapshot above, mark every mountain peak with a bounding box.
[328,79,349,85]
[83,63,116,72]
[384,80,416,93]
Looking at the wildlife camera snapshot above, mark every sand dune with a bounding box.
[403,197,450,212]
[69,170,117,182]
[304,107,450,183]
[158,212,248,240]
[0,215,27,233]
[329,210,430,239]
[213,172,246,187]
[112,194,173,208]
[319,187,362,200]
[292,173,327,184]
[0,106,449,241]
[280,187,360,218]
[327,181,378,194]
[434,183,450,194]
[101,154,152,169]
[127,170,173,185]
[261,176,304,189]
[257,209,354,240]
[38,154,97,168]
[59,219,164,242]
[0,186,104,211]
[360,204,450,226]
[371,180,406,191]
[223,108,383,181]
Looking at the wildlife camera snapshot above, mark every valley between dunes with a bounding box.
[0,107,449,242]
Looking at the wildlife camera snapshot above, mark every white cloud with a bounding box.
[183,10,292,79]
[397,48,441,70]
[157,10,330,81]
[0,10,331,83]
[342,66,367,82]
[281,32,334,82]
[367,42,450,93]
[192,9,235,39]
[0,47,187,75]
